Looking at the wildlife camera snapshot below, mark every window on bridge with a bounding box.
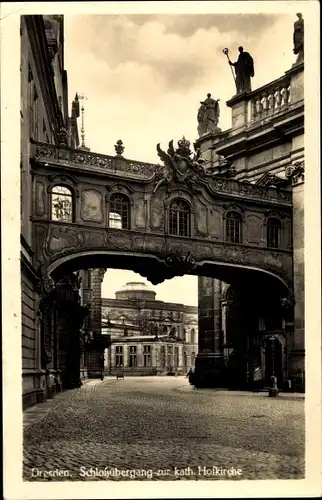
[169,199,190,237]
[267,217,281,248]
[109,194,130,229]
[51,185,73,222]
[226,211,242,244]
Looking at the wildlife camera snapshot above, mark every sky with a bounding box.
[63,12,297,305]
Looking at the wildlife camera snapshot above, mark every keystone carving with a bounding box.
[165,251,197,275]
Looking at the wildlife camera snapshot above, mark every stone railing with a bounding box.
[249,74,291,124]
[30,141,158,180]
[208,177,292,205]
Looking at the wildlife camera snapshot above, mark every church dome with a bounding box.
[115,281,156,301]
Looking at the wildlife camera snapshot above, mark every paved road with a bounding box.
[23,377,305,481]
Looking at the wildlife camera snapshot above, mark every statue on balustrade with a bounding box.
[197,93,220,137]
[293,13,304,64]
[227,46,254,94]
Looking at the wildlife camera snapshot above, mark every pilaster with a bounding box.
[195,277,226,387]
[285,161,305,391]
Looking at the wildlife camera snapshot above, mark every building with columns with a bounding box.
[101,282,198,375]
[194,59,304,391]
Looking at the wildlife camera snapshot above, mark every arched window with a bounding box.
[226,211,242,243]
[191,352,196,368]
[51,185,73,222]
[109,193,130,229]
[267,217,281,248]
[169,199,190,237]
[162,325,168,335]
[191,328,196,344]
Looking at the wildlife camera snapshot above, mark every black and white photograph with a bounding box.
[1,1,321,499]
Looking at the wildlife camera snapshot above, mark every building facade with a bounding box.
[102,282,198,375]
[195,60,304,391]
[20,15,107,407]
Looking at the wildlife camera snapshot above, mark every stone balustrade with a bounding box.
[30,140,158,180]
[249,74,291,124]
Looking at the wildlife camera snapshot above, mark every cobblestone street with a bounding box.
[23,377,305,481]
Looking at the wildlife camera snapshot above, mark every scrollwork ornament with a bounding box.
[285,161,304,185]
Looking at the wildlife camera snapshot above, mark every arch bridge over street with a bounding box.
[31,137,293,291]
[30,135,295,389]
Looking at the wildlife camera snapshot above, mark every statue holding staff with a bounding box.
[223,47,254,94]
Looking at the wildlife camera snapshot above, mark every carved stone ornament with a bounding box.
[41,274,56,294]
[285,161,304,185]
[58,127,68,147]
[165,251,197,275]
[280,295,295,310]
[114,139,125,156]
[154,137,206,193]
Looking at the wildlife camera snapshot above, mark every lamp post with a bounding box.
[268,336,278,397]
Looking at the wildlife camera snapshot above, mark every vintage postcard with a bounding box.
[1,1,321,499]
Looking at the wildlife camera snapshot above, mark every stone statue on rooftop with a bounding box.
[224,47,254,94]
[197,93,220,136]
[293,13,304,64]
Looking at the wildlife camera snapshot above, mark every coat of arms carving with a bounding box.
[153,137,206,193]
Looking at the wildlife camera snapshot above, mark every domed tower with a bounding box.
[115,282,156,302]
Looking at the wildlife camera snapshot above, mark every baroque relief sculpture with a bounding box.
[153,137,206,193]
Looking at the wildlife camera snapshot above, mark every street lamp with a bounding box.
[268,336,278,397]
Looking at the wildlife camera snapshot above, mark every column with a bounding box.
[110,345,115,373]
[104,348,109,372]
[178,344,183,374]
[194,277,225,388]
[137,344,143,368]
[152,344,157,371]
[123,345,129,369]
[87,268,106,378]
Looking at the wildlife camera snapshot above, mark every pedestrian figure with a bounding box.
[252,366,262,392]
[100,353,104,381]
[186,368,194,385]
